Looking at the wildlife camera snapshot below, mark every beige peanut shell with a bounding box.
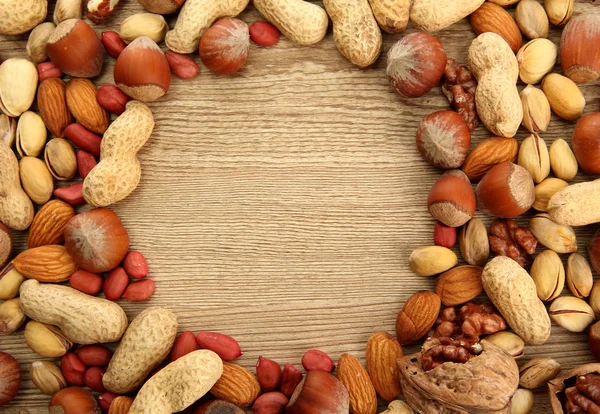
[410,0,484,32]
[254,0,328,46]
[368,0,410,34]
[0,142,34,230]
[19,279,128,344]
[83,101,154,207]
[0,0,47,35]
[323,0,383,67]
[103,307,178,394]
[165,0,250,54]
[548,179,600,226]
[129,350,223,413]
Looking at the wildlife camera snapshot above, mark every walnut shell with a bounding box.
[548,363,600,414]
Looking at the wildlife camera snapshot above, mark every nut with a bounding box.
[590,229,600,275]
[541,73,585,121]
[195,331,243,361]
[520,85,551,133]
[519,357,561,389]
[19,156,54,205]
[427,170,475,227]
[281,364,303,398]
[301,350,334,372]
[529,213,577,253]
[256,356,282,391]
[64,123,101,156]
[435,265,483,306]
[548,180,600,227]
[61,352,86,386]
[30,361,67,395]
[101,31,127,58]
[410,0,485,32]
[103,267,129,301]
[0,352,21,407]
[533,178,568,212]
[200,18,250,75]
[286,370,350,414]
[459,218,490,266]
[470,2,522,53]
[476,162,535,218]
[572,112,600,175]
[461,137,519,182]
[122,279,155,301]
[336,353,377,414]
[87,0,120,24]
[368,0,410,34]
[561,14,600,84]
[366,332,403,402]
[108,396,133,414]
[396,291,441,345]
[0,298,26,335]
[0,140,34,230]
[210,362,261,407]
[37,61,63,82]
[96,84,130,115]
[530,249,565,302]
[26,22,56,63]
[382,401,414,414]
[13,244,77,282]
[138,0,184,14]
[515,0,549,40]
[27,199,74,249]
[0,0,46,35]
[549,295,595,333]
[54,0,83,24]
[54,183,85,207]
[49,387,101,413]
[165,51,199,80]
[387,32,447,98]
[66,78,109,134]
[70,269,103,295]
[24,321,73,358]
[516,39,558,85]
[171,331,198,362]
[0,224,10,268]
[0,264,25,300]
[85,366,106,392]
[485,331,525,359]
[196,400,245,414]
[510,388,534,414]
[590,321,600,362]
[0,58,38,117]
[549,138,578,181]
[16,111,46,158]
[591,280,600,317]
[77,150,99,180]
[45,138,77,181]
[248,21,280,47]
[123,251,149,279]
[409,246,457,277]
[0,114,16,147]
[252,392,289,414]
[518,133,550,184]
[566,253,593,299]
[77,345,112,367]
[434,221,456,248]
[46,19,104,78]
[416,110,470,169]
[37,78,73,138]
[544,0,574,27]
[120,13,168,44]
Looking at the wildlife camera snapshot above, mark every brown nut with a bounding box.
[427,170,476,227]
[0,352,21,407]
[30,361,67,395]
[476,162,535,218]
[435,265,483,306]
[49,387,101,413]
[396,291,441,345]
[462,137,519,182]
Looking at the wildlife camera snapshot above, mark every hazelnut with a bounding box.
[195,400,245,414]
[0,223,11,269]
[476,162,535,218]
[200,18,250,76]
[0,298,25,335]
[64,208,130,273]
[427,170,475,227]
[46,19,104,78]
[386,32,447,98]
[286,371,350,414]
[572,112,600,175]
[114,36,171,102]
[589,320,600,362]
[588,228,600,274]
[0,351,21,407]
[416,110,471,169]
[560,14,600,84]
[49,387,101,413]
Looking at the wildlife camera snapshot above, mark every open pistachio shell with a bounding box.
[16,111,47,157]
[0,59,38,117]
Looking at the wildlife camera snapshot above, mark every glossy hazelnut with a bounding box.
[416,110,471,169]
[588,229,600,274]
[49,387,101,413]
[427,170,476,227]
[200,18,250,76]
[0,351,21,407]
[572,112,600,175]
[286,371,349,414]
[561,14,600,84]
[476,162,535,218]
[590,320,600,362]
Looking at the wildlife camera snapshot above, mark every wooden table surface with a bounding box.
[2,1,600,412]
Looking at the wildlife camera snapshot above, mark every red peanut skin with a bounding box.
[280,363,302,398]
[37,61,63,82]
[195,332,242,361]
[64,124,102,156]
[70,269,103,295]
[256,356,282,392]
[434,221,456,248]
[77,345,112,367]
[252,392,288,414]
[301,350,334,372]
[77,150,97,179]
[54,183,86,207]
[61,353,86,386]
[85,366,106,392]
[96,84,129,115]
[98,392,118,413]
[103,267,129,301]
[249,22,280,47]
[200,18,249,76]
[123,251,149,279]
[170,331,198,362]
[165,51,199,79]
[121,279,155,301]
[101,31,126,58]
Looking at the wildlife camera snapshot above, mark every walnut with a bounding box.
[550,364,600,414]
[421,337,482,371]
[442,58,480,132]
[489,219,538,268]
[399,340,519,413]
[433,302,506,343]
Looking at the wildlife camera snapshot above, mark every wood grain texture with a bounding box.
[1,1,600,412]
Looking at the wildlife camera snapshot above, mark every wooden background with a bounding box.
[1,0,600,412]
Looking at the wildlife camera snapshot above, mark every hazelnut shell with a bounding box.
[427,170,476,227]
[0,351,21,407]
[561,14,600,84]
[417,110,471,169]
[476,162,535,218]
[572,112,600,175]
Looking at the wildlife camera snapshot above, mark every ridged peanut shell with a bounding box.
[27,200,75,248]
[561,14,600,84]
[410,0,484,32]
[367,0,410,34]
[336,354,377,414]
[211,362,261,407]
[366,332,402,402]
[0,0,47,35]
[0,140,34,230]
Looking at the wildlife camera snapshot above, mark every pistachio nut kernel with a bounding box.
[529,213,577,253]
[519,357,561,389]
[520,85,551,133]
[0,263,25,300]
[0,298,26,335]
[24,321,73,358]
[549,296,595,333]
[530,249,565,302]
[30,360,67,395]
[566,253,593,298]
[485,331,525,359]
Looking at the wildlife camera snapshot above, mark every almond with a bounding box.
[336,354,377,414]
[13,245,77,282]
[108,396,133,414]
[27,200,75,249]
[365,332,403,402]
[37,78,73,138]
[470,2,523,53]
[435,265,484,306]
[66,79,109,134]
[461,137,519,182]
[210,362,261,408]
[396,291,441,345]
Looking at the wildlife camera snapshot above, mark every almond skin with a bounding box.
[336,354,377,414]
[13,245,78,282]
[435,265,484,306]
[396,291,441,345]
[37,78,73,138]
[210,362,261,408]
[366,332,403,402]
[471,2,523,53]
[66,78,109,134]
[27,200,75,249]
[461,137,519,182]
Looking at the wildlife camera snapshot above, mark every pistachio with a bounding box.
[485,331,525,359]
[517,39,558,85]
[518,134,550,184]
[0,58,38,117]
[459,218,489,266]
[534,178,568,212]
[45,138,77,181]
[520,85,550,133]
[24,321,73,358]
[549,296,595,332]
[382,400,414,414]
[530,250,564,302]
[26,22,56,63]
[409,246,457,277]
[30,360,67,395]
[519,357,561,389]
[119,13,168,44]
[529,213,577,253]
[0,113,16,147]
[542,73,585,121]
[0,263,25,300]
[0,298,26,335]
[19,156,54,205]
[544,0,574,26]
[16,111,47,157]
[549,138,578,181]
[54,0,83,25]
[516,0,549,40]
[510,388,534,414]
[566,253,593,298]
[591,280,600,317]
